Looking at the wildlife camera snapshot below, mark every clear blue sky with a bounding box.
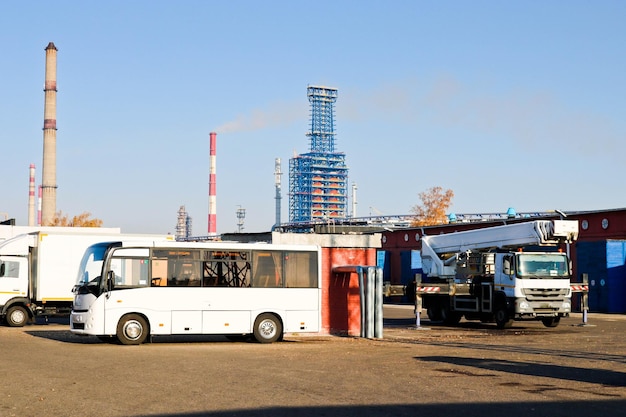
[1,1,624,235]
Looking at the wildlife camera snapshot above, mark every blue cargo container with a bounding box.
[576,240,626,313]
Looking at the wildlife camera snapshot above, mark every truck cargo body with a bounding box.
[0,231,170,326]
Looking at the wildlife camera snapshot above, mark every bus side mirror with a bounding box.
[0,262,4,277]
[106,270,115,292]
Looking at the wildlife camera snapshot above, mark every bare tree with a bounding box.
[411,186,454,226]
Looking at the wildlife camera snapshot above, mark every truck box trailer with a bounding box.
[0,231,172,326]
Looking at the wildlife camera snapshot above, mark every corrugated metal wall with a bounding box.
[577,240,626,313]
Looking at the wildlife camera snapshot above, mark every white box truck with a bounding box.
[0,230,172,326]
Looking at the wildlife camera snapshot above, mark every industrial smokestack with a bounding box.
[274,158,282,227]
[28,164,36,226]
[37,186,42,226]
[351,182,358,218]
[40,42,58,225]
[208,132,217,235]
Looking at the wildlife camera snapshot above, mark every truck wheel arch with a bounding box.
[2,298,33,327]
[6,305,31,327]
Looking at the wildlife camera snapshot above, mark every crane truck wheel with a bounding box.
[443,311,463,326]
[426,299,460,325]
[541,317,561,328]
[494,304,513,329]
[426,307,443,323]
[6,305,30,327]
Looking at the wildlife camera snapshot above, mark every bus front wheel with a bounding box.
[117,314,149,345]
[253,313,282,343]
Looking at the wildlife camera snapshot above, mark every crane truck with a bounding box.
[415,219,579,329]
[0,231,172,327]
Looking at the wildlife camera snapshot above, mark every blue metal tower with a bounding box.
[289,85,348,223]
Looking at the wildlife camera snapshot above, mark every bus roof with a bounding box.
[113,240,321,252]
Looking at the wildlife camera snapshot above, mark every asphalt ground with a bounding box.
[1,306,625,417]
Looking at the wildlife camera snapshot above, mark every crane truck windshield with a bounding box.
[516,253,569,278]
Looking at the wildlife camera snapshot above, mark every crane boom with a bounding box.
[421,220,578,277]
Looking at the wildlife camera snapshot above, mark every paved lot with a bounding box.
[1,307,625,417]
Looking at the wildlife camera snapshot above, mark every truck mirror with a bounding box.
[503,258,511,275]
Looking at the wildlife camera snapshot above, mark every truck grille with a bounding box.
[522,288,569,300]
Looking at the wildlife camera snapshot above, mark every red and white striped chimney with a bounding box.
[28,164,36,226]
[208,132,217,235]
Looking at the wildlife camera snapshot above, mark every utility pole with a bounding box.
[236,206,246,233]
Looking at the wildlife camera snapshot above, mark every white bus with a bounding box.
[70,240,321,344]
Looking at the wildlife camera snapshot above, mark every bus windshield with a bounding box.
[516,253,569,278]
[75,242,114,287]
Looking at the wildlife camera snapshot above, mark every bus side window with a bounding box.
[152,258,168,286]
[187,273,201,287]
[253,252,282,288]
[284,252,318,288]
[203,261,219,287]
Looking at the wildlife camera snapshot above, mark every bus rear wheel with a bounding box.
[253,313,282,343]
[117,314,149,345]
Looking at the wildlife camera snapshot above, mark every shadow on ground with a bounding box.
[141,400,626,417]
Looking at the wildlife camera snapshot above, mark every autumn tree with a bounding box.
[410,186,454,226]
[46,211,103,227]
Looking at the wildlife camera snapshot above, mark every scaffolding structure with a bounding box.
[175,205,192,240]
[289,86,348,223]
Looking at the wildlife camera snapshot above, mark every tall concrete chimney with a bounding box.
[37,186,42,226]
[208,132,217,235]
[28,164,36,226]
[40,42,58,225]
